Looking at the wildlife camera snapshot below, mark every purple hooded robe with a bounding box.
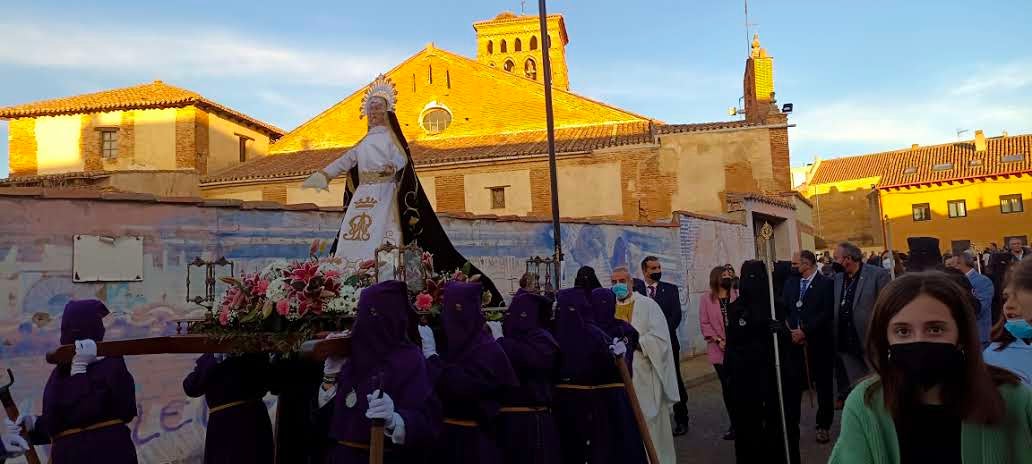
[552,289,646,464]
[323,280,441,464]
[29,300,138,464]
[183,352,273,464]
[427,281,518,464]
[496,291,560,464]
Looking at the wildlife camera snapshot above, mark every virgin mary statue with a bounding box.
[302,75,503,305]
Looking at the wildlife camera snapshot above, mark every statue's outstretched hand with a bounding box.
[302,171,330,191]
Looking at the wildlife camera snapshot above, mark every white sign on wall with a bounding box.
[73,235,144,282]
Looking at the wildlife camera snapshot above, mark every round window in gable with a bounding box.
[420,106,452,135]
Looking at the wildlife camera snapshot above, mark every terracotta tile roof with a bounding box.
[726,191,796,210]
[0,171,112,185]
[202,122,656,184]
[0,81,285,137]
[656,120,764,134]
[878,134,1032,188]
[808,152,892,185]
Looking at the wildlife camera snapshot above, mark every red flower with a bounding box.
[290,262,319,283]
[359,260,376,270]
[276,299,290,316]
[253,279,270,296]
[218,307,231,326]
[415,292,433,311]
[452,270,468,282]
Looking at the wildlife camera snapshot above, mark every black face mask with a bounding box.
[649,272,662,282]
[719,278,733,289]
[889,342,963,390]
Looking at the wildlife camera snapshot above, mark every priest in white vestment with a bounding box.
[611,266,680,464]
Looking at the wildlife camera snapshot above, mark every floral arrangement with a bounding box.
[195,241,502,346]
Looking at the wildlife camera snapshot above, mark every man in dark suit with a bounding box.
[634,256,689,436]
[832,242,891,392]
[782,250,836,444]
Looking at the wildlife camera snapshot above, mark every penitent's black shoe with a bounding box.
[672,423,688,437]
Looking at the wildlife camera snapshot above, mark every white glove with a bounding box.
[4,419,17,436]
[487,321,503,340]
[418,325,437,359]
[365,390,399,428]
[14,415,35,433]
[213,353,227,363]
[0,428,27,456]
[609,338,627,357]
[302,171,330,191]
[71,339,98,375]
[323,356,346,376]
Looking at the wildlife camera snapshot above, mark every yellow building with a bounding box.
[800,130,1032,252]
[1,81,283,194]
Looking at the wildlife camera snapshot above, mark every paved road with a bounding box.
[673,380,840,463]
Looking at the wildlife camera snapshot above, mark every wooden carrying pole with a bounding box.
[614,355,660,464]
[369,418,385,464]
[0,370,40,464]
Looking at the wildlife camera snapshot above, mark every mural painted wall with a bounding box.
[0,195,751,463]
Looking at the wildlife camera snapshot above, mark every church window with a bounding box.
[490,187,506,209]
[446,70,451,88]
[487,40,493,54]
[421,107,452,135]
[428,64,433,84]
[530,36,538,50]
[503,60,515,73]
[501,39,507,53]
[514,38,522,52]
[99,129,118,159]
[524,58,537,80]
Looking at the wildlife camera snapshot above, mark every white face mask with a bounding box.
[882,258,893,270]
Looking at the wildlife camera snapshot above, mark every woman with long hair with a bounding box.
[725,260,800,464]
[830,271,1032,463]
[984,260,1032,385]
[699,265,738,440]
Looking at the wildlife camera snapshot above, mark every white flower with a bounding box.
[318,261,345,276]
[266,278,291,302]
[261,260,290,281]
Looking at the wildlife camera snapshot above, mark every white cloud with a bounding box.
[791,61,1032,157]
[951,60,1032,96]
[0,21,404,87]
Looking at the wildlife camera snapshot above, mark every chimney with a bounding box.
[974,130,986,152]
[911,144,919,150]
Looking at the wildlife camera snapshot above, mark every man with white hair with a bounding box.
[610,266,679,463]
[952,250,995,346]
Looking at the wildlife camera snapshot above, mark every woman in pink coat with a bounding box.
[699,265,738,440]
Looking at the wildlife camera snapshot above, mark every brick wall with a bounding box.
[8,118,37,176]
[194,109,209,174]
[120,110,136,164]
[767,114,791,192]
[261,185,287,203]
[433,174,466,212]
[811,186,881,246]
[81,114,103,171]
[175,107,197,169]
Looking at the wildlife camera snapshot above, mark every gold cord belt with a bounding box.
[53,419,124,440]
[499,406,549,413]
[555,383,625,390]
[208,400,249,414]
[443,418,478,427]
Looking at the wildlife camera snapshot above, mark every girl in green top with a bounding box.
[830,271,1032,464]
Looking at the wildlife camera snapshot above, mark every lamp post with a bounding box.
[537,0,563,286]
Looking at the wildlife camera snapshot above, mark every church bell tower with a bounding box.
[473,11,570,90]
[743,33,779,123]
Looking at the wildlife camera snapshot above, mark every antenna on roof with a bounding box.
[521,0,526,14]
[744,0,758,55]
[956,128,970,139]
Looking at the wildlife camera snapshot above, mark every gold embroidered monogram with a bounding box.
[342,213,373,241]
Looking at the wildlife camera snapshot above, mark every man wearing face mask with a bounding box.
[633,256,690,435]
[612,266,680,464]
[832,242,891,394]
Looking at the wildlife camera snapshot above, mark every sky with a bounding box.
[1,0,1031,178]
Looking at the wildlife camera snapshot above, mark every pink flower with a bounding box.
[415,292,433,311]
[254,279,270,295]
[452,270,468,282]
[276,299,290,316]
[310,240,321,257]
[359,259,376,270]
[290,262,319,284]
[322,269,341,280]
[218,307,231,326]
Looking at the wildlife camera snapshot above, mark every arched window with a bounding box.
[530,36,538,50]
[514,38,522,52]
[524,58,537,80]
[503,60,515,73]
[487,40,493,54]
[500,39,507,53]
[421,107,452,135]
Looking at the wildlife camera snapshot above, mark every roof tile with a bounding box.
[0,81,284,137]
[878,135,1032,187]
